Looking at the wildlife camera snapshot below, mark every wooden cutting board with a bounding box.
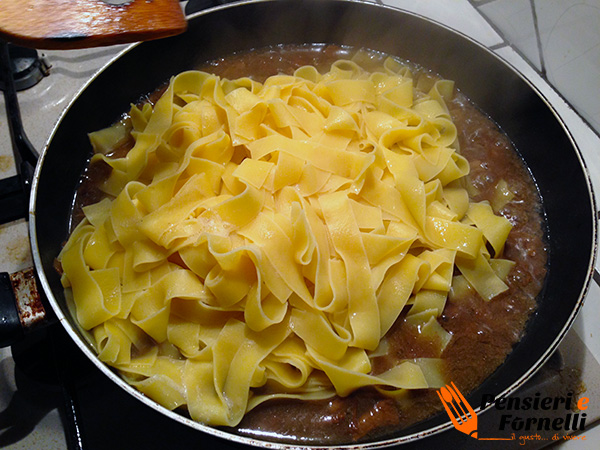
[0,0,187,49]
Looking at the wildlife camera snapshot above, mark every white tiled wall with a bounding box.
[536,0,600,133]
[477,0,541,68]
[381,0,505,47]
[474,0,600,134]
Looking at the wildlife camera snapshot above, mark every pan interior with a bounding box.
[30,0,596,446]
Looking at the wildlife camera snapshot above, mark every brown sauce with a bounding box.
[71,45,547,445]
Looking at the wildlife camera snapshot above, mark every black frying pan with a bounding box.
[27,0,597,447]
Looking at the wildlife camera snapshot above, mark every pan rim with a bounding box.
[28,0,598,447]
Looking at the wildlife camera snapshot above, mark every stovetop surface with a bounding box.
[1,1,600,449]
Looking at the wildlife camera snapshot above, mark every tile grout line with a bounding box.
[530,0,547,77]
[467,0,600,140]
[468,0,497,5]
[466,0,525,58]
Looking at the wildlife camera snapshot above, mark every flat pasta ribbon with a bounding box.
[59,55,514,427]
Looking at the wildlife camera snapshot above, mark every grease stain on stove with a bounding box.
[0,229,31,267]
[0,154,14,173]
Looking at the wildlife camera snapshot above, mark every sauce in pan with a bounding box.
[69,44,547,445]
[206,45,546,443]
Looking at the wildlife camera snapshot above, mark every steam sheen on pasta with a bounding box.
[58,57,514,427]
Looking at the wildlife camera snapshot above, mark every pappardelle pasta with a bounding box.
[58,48,535,437]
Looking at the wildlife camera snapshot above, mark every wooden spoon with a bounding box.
[0,0,187,49]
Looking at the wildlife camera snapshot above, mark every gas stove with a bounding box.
[1,1,599,449]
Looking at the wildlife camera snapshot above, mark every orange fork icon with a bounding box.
[437,382,514,441]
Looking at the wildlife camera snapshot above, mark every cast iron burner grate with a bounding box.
[0,42,40,225]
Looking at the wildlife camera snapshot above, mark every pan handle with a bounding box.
[0,0,187,50]
[0,268,49,347]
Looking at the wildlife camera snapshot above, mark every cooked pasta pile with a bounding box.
[58,57,514,427]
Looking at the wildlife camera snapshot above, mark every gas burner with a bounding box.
[0,44,51,92]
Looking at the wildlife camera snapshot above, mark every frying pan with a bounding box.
[23,0,597,447]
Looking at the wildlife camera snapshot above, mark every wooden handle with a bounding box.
[0,0,187,49]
